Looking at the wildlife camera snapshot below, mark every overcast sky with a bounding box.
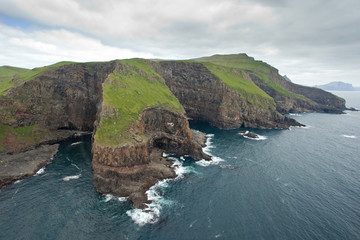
[0,0,359,86]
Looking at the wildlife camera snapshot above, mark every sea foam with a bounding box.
[103,194,127,203]
[126,157,193,226]
[62,174,81,181]
[35,167,45,176]
[238,131,267,140]
[342,135,357,139]
[196,133,224,166]
[70,141,83,146]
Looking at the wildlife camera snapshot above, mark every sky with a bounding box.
[0,0,359,86]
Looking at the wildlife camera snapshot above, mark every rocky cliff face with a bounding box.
[155,61,301,129]
[0,54,348,206]
[1,62,116,131]
[247,68,346,114]
[92,107,209,208]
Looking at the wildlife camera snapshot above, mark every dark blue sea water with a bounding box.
[1,91,359,240]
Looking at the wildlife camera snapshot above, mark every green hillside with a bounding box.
[195,54,312,102]
[95,59,184,146]
[0,62,75,97]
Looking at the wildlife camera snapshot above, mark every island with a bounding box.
[0,54,346,208]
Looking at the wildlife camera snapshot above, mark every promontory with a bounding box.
[0,54,346,207]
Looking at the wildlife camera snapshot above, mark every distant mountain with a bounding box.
[315,81,360,91]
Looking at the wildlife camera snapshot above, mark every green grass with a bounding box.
[95,59,184,146]
[203,63,273,100]
[195,54,272,73]
[0,61,75,96]
[196,54,314,103]
[0,125,49,150]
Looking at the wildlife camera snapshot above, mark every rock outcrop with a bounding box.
[0,144,59,189]
[92,107,209,208]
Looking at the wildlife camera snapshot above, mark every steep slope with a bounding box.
[195,54,346,114]
[92,59,209,207]
[155,61,301,129]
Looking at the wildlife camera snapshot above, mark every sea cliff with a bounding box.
[0,54,346,207]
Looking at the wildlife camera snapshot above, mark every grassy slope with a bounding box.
[0,62,75,96]
[195,54,313,102]
[95,59,184,146]
[0,125,49,151]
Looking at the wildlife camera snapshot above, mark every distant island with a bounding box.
[315,81,360,91]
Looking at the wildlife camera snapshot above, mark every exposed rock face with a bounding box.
[155,61,301,129]
[247,68,346,114]
[92,107,210,208]
[1,62,116,130]
[0,144,59,189]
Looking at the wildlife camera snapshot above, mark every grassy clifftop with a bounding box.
[94,59,184,146]
[195,54,312,103]
[0,62,75,97]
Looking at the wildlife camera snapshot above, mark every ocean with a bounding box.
[0,91,359,240]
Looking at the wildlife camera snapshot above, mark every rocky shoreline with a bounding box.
[0,130,90,189]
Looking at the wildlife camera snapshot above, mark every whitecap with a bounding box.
[62,174,81,181]
[289,113,302,116]
[342,135,357,139]
[70,141,83,146]
[126,179,171,226]
[189,219,198,228]
[118,197,127,202]
[197,134,225,167]
[103,194,127,202]
[243,134,267,141]
[172,159,197,178]
[127,158,194,226]
[14,180,22,184]
[239,131,267,140]
[104,194,114,202]
[71,163,81,170]
[196,156,224,167]
[126,208,159,226]
[35,167,45,176]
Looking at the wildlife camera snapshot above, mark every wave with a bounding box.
[127,157,195,226]
[197,133,224,167]
[243,134,267,141]
[35,167,45,176]
[70,141,83,146]
[103,194,128,203]
[71,163,81,171]
[341,135,357,139]
[289,113,303,116]
[62,174,81,181]
[14,180,22,184]
[126,179,173,226]
[239,131,267,141]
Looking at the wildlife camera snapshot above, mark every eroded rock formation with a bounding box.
[92,107,210,208]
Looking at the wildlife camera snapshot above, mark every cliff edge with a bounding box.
[0,54,347,208]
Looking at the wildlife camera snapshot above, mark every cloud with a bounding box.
[0,0,359,86]
[0,24,155,68]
